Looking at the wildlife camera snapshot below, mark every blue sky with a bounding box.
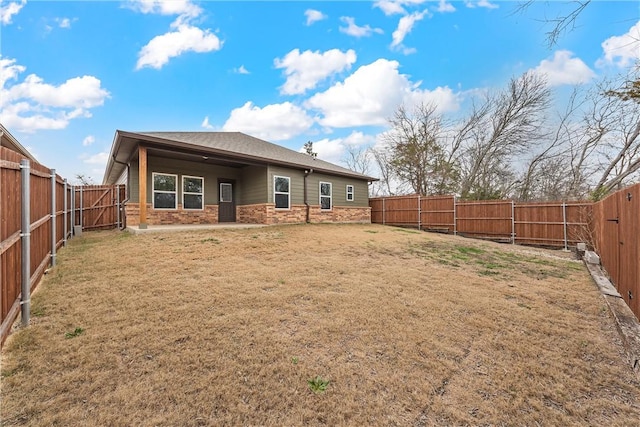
[1,0,638,183]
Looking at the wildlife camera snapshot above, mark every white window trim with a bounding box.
[152,172,178,210]
[319,181,332,211]
[346,185,354,202]
[274,175,291,210]
[183,175,204,210]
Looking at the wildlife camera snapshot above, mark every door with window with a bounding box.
[218,180,236,222]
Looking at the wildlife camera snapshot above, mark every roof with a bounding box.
[103,130,377,184]
[0,124,38,162]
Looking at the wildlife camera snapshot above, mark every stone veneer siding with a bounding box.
[125,203,219,226]
[126,202,371,226]
[237,203,371,225]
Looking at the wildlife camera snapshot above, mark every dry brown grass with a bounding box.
[2,224,639,426]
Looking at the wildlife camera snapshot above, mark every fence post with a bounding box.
[20,159,31,327]
[79,186,83,231]
[70,185,75,235]
[453,195,457,236]
[417,195,421,231]
[511,200,516,245]
[50,169,56,267]
[562,202,568,251]
[63,179,68,246]
[115,185,119,229]
[382,197,385,225]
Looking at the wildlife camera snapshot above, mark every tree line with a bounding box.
[343,69,639,202]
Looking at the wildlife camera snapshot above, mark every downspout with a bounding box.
[304,169,314,223]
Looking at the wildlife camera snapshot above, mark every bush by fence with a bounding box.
[1,146,124,346]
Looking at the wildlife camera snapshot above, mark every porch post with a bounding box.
[138,145,148,229]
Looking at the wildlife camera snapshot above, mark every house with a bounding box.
[102,131,376,228]
[1,124,38,162]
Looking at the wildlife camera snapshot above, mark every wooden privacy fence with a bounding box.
[592,183,640,319]
[1,146,125,345]
[370,194,592,249]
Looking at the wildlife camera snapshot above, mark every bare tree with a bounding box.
[370,146,395,196]
[75,174,94,185]
[382,103,458,195]
[343,145,371,176]
[515,1,591,48]
[458,71,551,199]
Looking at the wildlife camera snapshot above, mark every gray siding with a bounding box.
[129,156,242,204]
[267,166,305,205]
[306,172,370,207]
[128,156,370,207]
[240,165,267,205]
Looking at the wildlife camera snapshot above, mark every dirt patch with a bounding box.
[2,224,639,426]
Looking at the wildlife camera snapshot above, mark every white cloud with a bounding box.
[82,135,95,146]
[533,50,595,86]
[129,0,221,70]
[435,0,455,13]
[0,57,109,132]
[81,151,109,165]
[374,0,427,16]
[339,17,384,38]
[598,20,640,68]
[301,131,376,165]
[305,9,326,26]
[125,0,201,21]
[374,0,406,16]
[0,0,25,25]
[391,10,428,51]
[306,58,460,128]
[465,0,498,9]
[201,116,214,129]
[136,24,222,70]
[56,17,72,28]
[233,65,250,74]
[222,101,314,141]
[274,48,357,95]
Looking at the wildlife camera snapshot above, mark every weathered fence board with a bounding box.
[1,146,125,346]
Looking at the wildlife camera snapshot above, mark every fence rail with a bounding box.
[1,146,124,346]
[370,195,592,249]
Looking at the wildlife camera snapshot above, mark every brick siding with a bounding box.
[126,202,371,226]
[125,203,219,226]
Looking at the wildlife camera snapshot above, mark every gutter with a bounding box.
[304,168,314,223]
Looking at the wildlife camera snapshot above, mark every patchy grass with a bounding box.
[2,224,639,426]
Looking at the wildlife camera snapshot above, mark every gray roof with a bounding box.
[103,130,377,184]
[0,124,37,162]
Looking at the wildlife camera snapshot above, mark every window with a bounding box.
[153,173,177,209]
[320,181,332,210]
[346,185,354,202]
[274,176,290,209]
[220,182,232,202]
[183,176,204,210]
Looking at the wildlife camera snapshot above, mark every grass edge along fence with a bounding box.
[1,146,125,346]
[370,191,640,321]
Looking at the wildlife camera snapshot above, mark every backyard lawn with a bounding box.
[1,224,639,426]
